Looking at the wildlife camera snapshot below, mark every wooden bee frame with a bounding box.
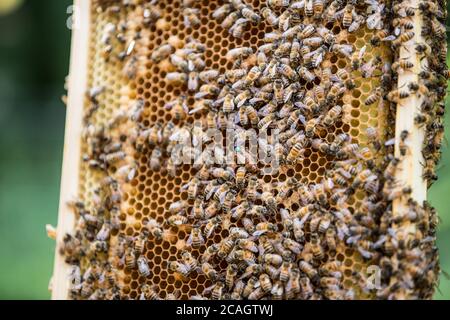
[51,0,440,300]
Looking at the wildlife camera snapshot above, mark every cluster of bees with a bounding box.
[54,0,446,300]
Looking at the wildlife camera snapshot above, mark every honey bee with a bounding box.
[231,280,245,300]
[385,185,412,201]
[264,253,283,266]
[237,238,259,253]
[306,116,323,138]
[408,81,429,97]
[261,188,277,212]
[430,17,446,39]
[336,69,355,89]
[325,228,337,251]
[392,59,414,73]
[167,96,189,120]
[369,28,390,46]
[248,287,265,300]
[268,280,282,299]
[383,156,400,182]
[166,71,188,86]
[201,262,219,281]
[311,139,330,153]
[234,249,256,264]
[284,269,300,299]
[261,7,278,26]
[212,3,233,20]
[148,147,163,171]
[392,31,415,47]
[323,0,340,22]
[387,88,410,103]
[365,88,382,105]
[242,277,258,298]
[268,0,290,8]
[169,261,191,277]
[187,226,205,248]
[143,2,162,25]
[195,83,221,99]
[302,0,312,16]
[197,69,219,83]
[179,251,197,273]
[133,230,148,255]
[151,43,173,62]
[124,247,136,270]
[139,284,161,300]
[327,81,345,104]
[332,43,353,58]
[241,7,261,23]
[278,261,292,283]
[243,175,258,201]
[392,1,416,16]
[342,3,354,27]
[79,279,94,299]
[310,233,325,261]
[183,7,201,28]
[137,255,151,277]
[286,141,306,164]
[218,238,235,259]
[299,260,319,282]
[258,235,275,255]
[240,217,255,234]
[220,9,240,30]
[279,63,298,81]
[232,166,246,188]
[229,17,250,38]
[323,105,342,127]
[225,264,238,288]
[303,36,324,48]
[256,273,272,293]
[167,214,189,227]
[198,244,217,264]
[203,216,222,238]
[348,14,365,33]
[399,129,409,156]
[298,67,316,82]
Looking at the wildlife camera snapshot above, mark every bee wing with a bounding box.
[373,236,387,249]
[189,105,204,115]
[357,247,373,259]
[205,225,215,238]
[336,224,349,240]
[290,1,305,10]
[385,138,396,146]
[186,233,194,246]
[297,114,307,126]
[252,230,267,237]
[299,212,312,227]
[363,63,377,78]
[206,186,218,201]
[381,35,396,42]
[366,13,381,30]
[313,51,324,68]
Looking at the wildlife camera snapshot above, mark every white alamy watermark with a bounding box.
[66,5,80,30]
[169,122,281,175]
[365,265,382,291]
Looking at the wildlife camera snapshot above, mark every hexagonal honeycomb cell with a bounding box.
[53,0,443,300]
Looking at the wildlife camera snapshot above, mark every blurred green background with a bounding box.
[0,0,449,300]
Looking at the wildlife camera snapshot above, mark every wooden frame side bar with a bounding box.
[393,3,427,226]
[52,0,91,300]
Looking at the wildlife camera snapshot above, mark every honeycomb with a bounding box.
[53,0,444,300]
